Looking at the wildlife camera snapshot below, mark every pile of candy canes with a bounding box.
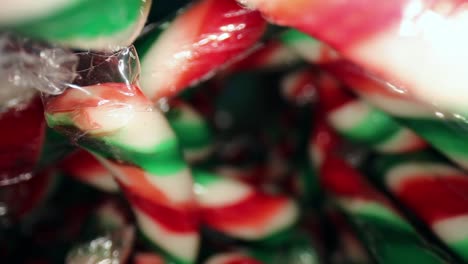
[2,0,468,263]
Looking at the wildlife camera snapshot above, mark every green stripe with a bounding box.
[342,203,449,264]
[10,0,144,40]
[280,29,317,45]
[192,170,221,186]
[168,117,213,150]
[47,114,187,176]
[338,107,400,147]
[449,238,468,261]
[104,137,187,176]
[398,118,468,160]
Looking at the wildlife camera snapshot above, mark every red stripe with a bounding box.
[321,155,386,203]
[60,150,109,180]
[226,257,263,264]
[122,185,198,233]
[322,60,409,99]
[200,192,290,231]
[251,0,406,50]
[394,175,468,222]
[316,72,355,112]
[230,40,284,71]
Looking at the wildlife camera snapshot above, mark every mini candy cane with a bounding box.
[371,152,468,262]
[166,100,214,163]
[44,80,199,263]
[315,71,427,154]
[1,0,151,51]
[238,0,468,115]
[136,0,267,101]
[60,150,119,193]
[205,252,263,264]
[193,169,298,241]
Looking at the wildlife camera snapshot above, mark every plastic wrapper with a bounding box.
[0,33,78,111]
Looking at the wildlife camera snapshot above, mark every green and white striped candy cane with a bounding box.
[2,0,151,51]
[44,82,199,264]
[370,151,468,262]
[192,169,299,241]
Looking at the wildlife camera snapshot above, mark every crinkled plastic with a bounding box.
[66,226,135,264]
[0,33,77,111]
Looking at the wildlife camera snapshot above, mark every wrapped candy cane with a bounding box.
[315,71,427,154]
[311,118,452,263]
[370,152,468,261]
[43,48,198,264]
[136,0,267,101]
[193,169,298,241]
[238,0,468,116]
[166,100,214,163]
[1,0,151,51]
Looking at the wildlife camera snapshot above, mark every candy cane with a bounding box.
[136,0,267,101]
[239,0,468,115]
[2,0,151,51]
[312,118,451,263]
[371,152,468,261]
[44,82,198,264]
[193,169,298,241]
[315,71,427,154]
